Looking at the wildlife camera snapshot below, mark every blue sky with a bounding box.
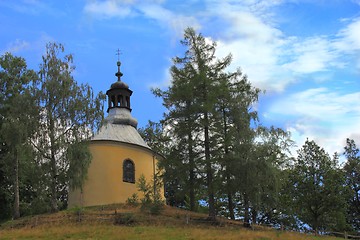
[1,0,359,157]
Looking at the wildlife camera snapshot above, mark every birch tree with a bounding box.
[35,43,104,211]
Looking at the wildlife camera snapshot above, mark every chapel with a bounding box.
[68,59,163,207]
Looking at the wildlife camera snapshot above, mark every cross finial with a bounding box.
[116,49,122,61]
[115,49,123,81]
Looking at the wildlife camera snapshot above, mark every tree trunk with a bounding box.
[13,148,20,219]
[226,172,235,220]
[251,207,257,225]
[204,111,215,220]
[50,156,57,212]
[188,130,196,211]
[243,193,250,227]
[223,108,235,220]
[49,112,58,212]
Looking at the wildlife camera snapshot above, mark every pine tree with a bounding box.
[290,139,347,233]
[343,138,360,231]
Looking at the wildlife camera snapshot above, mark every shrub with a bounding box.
[126,193,139,206]
[137,174,164,215]
[114,213,136,225]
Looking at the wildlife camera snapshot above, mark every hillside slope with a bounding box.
[0,204,339,240]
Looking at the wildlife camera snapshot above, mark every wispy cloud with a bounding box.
[334,17,360,70]
[81,0,360,155]
[84,0,134,19]
[0,0,65,16]
[138,3,199,36]
[282,37,341,74]
[1,39,30,54]
[83,0,200,35]
[205,0,294,92]
[204,0,359,92]
[268,88,360,155]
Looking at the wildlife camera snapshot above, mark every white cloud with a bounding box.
[82,0,360,89]
[3,39,30,54]
[268,88,360,155]
[204,1,295,92]
[202,0,360,93]
[138,3,200,36]
[282,37,341,74]
[336,17,360,50]
[0,0,65,16]
[334,17,360,70]
[84,0,133,19]
[81,0,360,156]
[83,0,200,35]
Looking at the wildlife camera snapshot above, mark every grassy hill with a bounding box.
[0,204,340,240]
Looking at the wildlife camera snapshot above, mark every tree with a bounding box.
[290,139,347,233]
[212,71,260,220]
[0,53,38,219]
[34,42,104,212]
[154,28,276,221]
[343,138,360,231]
[241,126,293,225]
[152,52,202,211]
[154,27,236,218]
[138,120,170,156]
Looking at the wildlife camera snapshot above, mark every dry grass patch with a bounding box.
[0,224,340,240]
[0,204,340,240]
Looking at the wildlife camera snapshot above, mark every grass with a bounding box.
[0,205,340,240]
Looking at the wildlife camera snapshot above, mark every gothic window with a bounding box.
[123,159,135,183]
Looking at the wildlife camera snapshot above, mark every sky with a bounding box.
[0,0,359,159]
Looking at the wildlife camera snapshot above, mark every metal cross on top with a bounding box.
[115,49,123,81]
[116,49,122,61]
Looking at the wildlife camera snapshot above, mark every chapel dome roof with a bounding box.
[110,80,129,89]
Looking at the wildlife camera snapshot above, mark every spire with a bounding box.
[105,52,136,128]
[115,49,123,81]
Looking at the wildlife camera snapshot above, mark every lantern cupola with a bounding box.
[105,60,138,128]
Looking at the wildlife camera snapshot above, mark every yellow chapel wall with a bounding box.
[68,140,163,208]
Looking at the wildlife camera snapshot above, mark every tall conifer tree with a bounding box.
[290,139,346,233]
[343,138,360,231]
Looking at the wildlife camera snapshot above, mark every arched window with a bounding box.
[123,159,135,183]
[111,95,116,108]
[125,96,130,107]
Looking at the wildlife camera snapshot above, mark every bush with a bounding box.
[137,174,164,215]
[114,213,136,225]
[67,206,84,222]
[126,193,139,207]
[67,205,84,215]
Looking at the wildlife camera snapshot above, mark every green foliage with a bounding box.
[152,28,354,232]
[289,139,347,233]
[66,141,92,191]
[138,121,170,156]
[126,193,139,207]
[0,43,104,218]
[136,174,164,215]
[343,138,360,231]
[153,27,259,218]
[152,27,293,225]
[67,205,84,214]
[114,212,136,225]
[33,42,105,211]
[0,52,39,219]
